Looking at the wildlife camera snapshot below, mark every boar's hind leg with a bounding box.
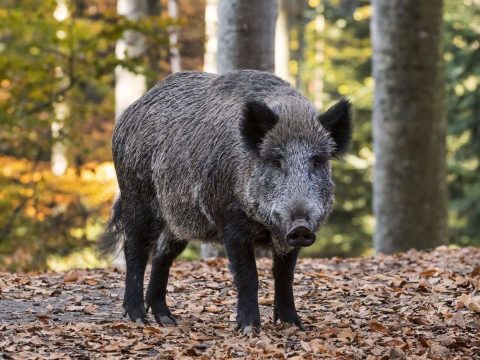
[122,199,160,324]
[145,233,187,326]
[272,249,305,330]
[224,215,261,333]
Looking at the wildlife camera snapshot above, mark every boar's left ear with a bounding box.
[240,100,278,153]
[318,98,352,155]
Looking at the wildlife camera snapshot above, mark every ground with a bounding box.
[0,247,479,359]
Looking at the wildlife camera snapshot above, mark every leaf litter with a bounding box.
[0,246,479,359]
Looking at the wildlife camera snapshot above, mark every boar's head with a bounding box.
[240,98,352,253]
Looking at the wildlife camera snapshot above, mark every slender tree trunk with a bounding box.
[51,0,70,176]
[291,1,308,91]
[203,0,218,73]
[275,0,292,83]
[313,5,325,109]
[217,0,277,73]
[371,0,447,253]
[168,0,182,73]
[115,0,148,121]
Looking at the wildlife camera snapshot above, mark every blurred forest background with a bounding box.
[0,0,479,271]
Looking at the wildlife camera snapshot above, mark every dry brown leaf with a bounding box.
[133,343,152,351]
[83,305,97,314]
[470,266,480,277]
[420,269,438,278]
[258,297,273,305]
[35,314,50,324]
[369,320,390,334]
[143,325,163,335]
[63,270,82,283]
[84,278,98,286]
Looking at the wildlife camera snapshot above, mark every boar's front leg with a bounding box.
[224,216,261,333]
[145,233,187,326]
[272,249,305,330]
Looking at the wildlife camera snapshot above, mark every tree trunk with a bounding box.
[203,0,218,73]
[371,0,447,253]
[168,0,182,73]
[205,0,276,259]
[217,0,277,73]
[51,0,70,176]
[115,0,148,121]
[313,6,325,109]
[275,0,292,83]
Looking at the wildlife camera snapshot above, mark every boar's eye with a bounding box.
[311,155,327,170]
[270,157,283,170]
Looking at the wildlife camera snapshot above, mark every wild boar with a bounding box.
[101,70,352,332]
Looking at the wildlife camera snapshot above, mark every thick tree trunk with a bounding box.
[217,0,277,73]
[201,0,277,259]
[115,0,148,121]
[371,0,447,253]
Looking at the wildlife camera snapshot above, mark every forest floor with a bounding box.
[0,247,479,359]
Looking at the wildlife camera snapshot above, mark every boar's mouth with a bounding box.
[285,219,316,247]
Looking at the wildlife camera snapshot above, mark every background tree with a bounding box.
[371,0,448,253]
[217,0,277,73]
[115,0,148,121]
[200,0,277,259]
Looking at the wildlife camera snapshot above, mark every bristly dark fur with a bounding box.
[99,196,124,255]
[103,69,352,332]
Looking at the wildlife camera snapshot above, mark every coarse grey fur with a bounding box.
[101,70,352,330]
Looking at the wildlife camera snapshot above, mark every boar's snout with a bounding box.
[285,219,316,247]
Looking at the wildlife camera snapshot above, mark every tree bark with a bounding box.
[371,0,448,253]
[201,0,277,259]
[168,0,182,73]
[115,0,149,121]
[203,0,218,73]
[51,0,70,176]
[217,0,277,73]
[275,0,292,83]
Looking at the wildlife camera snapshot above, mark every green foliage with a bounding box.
[444,0,480,246]
[297,0,374,257]
[0,0,170,271]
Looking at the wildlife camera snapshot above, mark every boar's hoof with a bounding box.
[123,305,149,325]
[235,324,261,335]
[146,303,178,326]
[154,312,178,326]
[273,307,305,330]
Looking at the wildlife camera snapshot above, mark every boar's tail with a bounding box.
[99,195,124,255]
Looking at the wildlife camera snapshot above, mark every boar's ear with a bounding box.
[240,100,278,153]
[318,98,352,155]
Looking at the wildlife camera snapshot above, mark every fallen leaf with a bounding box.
[300,340,312,352]
[63,271,82,283]
[369,320,390,334]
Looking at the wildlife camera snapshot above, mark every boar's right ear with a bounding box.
[240,100,278,153]
[318,98,352,156]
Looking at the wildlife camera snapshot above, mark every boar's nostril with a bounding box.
[285,221,316,248]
